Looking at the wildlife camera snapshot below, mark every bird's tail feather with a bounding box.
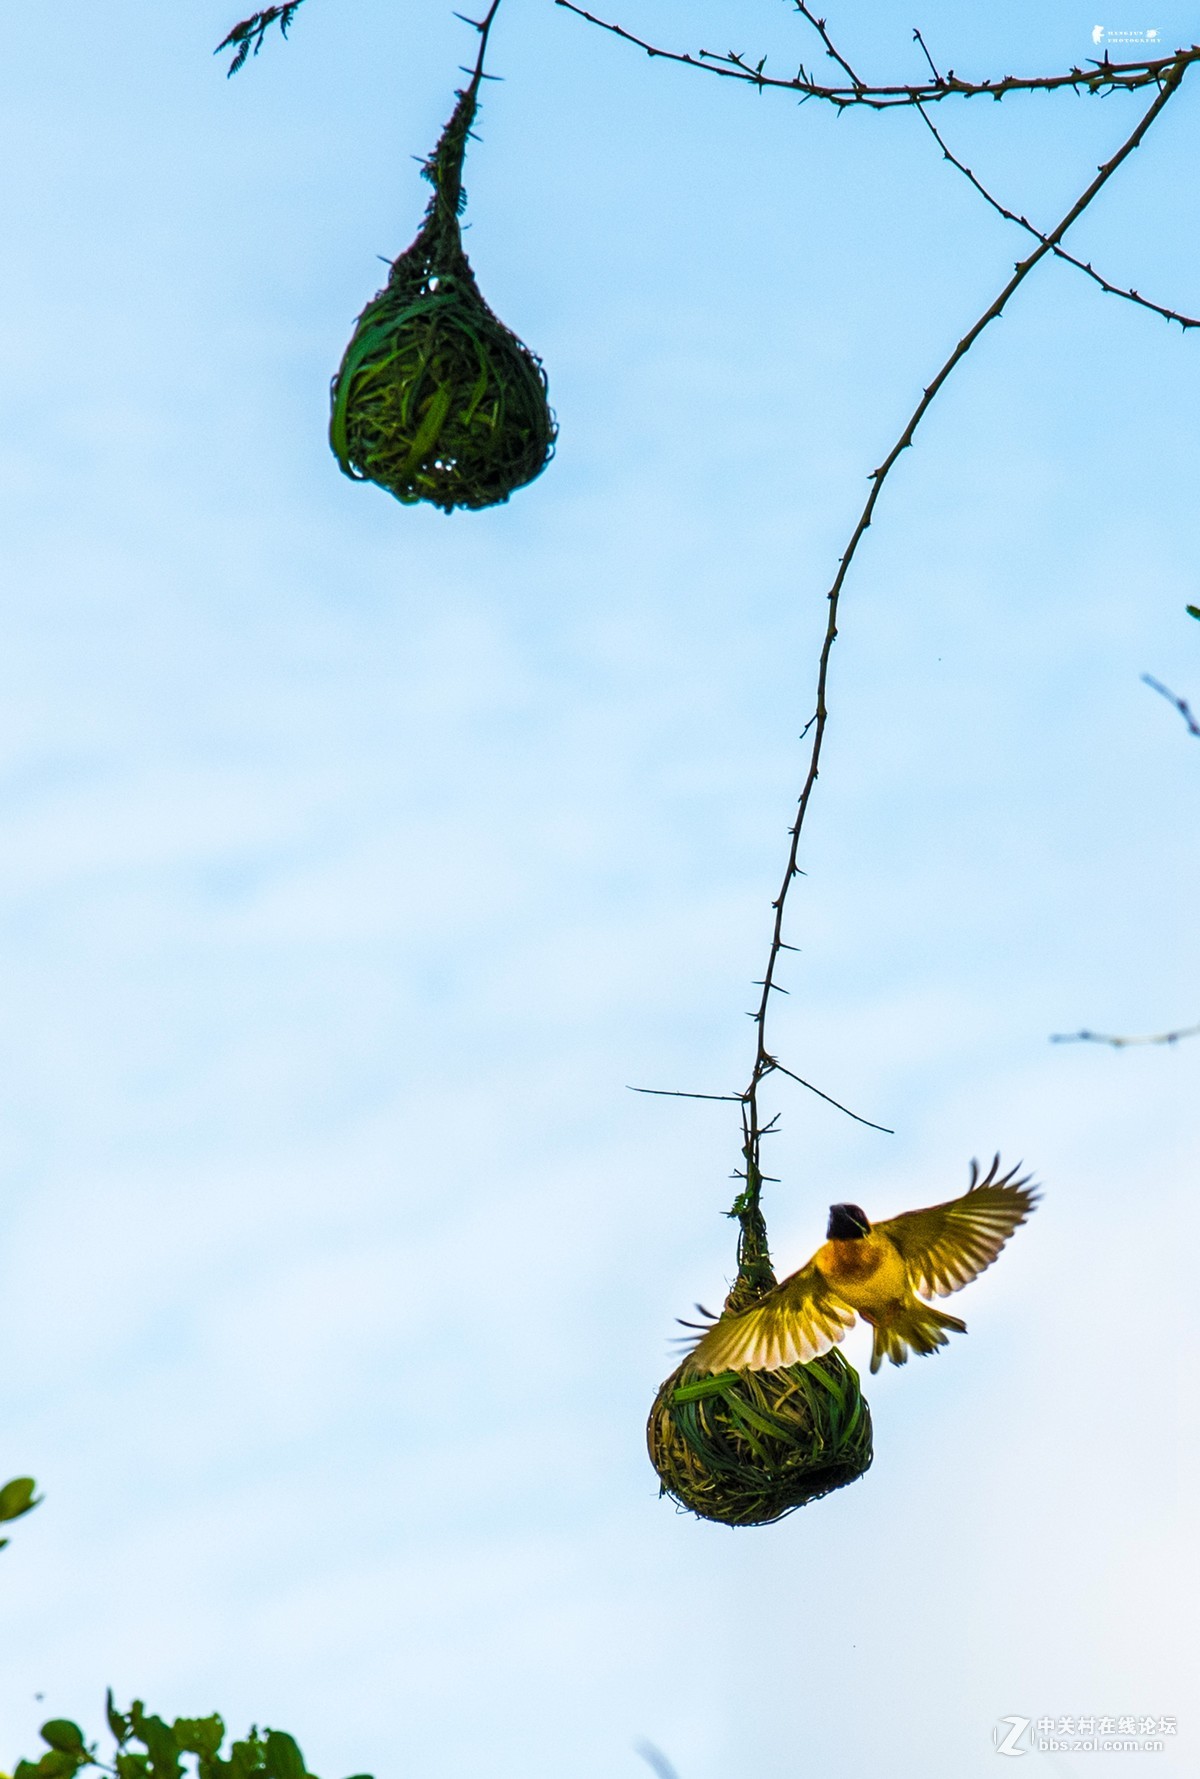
[869,1303,967,1374]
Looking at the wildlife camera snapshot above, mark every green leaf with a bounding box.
[0,1478,40,1523]
[115,1754,150,1779]
[1187,604,1200,620]
[38,1751,86,1779]
[227,1738,266,1779]
[128,1709,182,1779]
[39,1728,85,1756]
[173,1721,224,1763]
[262,1735,306,1779]
[107,1695,132,1749]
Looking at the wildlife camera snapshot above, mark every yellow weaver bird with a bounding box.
[687,1155,1037,1376]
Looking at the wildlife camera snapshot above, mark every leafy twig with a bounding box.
[217,3,309,76]
[10,1696,370,1779]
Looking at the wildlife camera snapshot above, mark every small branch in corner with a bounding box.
[1051,1023,1200,1048]
[1142,673,1200,735]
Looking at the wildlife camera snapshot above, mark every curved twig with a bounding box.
[1142,674,1200,734]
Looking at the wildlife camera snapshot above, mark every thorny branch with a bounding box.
[916,108,1200,332]
[556,1,1200,111]
[730,54,1193,1236]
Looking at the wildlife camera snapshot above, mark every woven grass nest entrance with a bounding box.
[647,1350,872,1526]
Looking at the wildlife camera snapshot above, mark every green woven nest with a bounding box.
[329,77,556,513]
[647,1349,873,1527]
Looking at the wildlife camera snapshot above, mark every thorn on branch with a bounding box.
[628,1086,746,1103]
[766,1057,895,1133]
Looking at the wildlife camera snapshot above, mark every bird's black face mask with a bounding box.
[827,1203,871,1240]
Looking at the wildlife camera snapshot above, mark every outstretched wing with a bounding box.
[874,1155,1038,1300]
[685,1261,857,1375]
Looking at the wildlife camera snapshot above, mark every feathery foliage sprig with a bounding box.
[216,4,308,76]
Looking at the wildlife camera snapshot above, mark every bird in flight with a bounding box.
[686,1155,1038,1376]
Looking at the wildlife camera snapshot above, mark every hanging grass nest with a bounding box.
[329,63,556,513]
[647,1349,873,1526]
[647,1180,872,1525]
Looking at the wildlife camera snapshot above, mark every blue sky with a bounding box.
[1,2,1197,1775]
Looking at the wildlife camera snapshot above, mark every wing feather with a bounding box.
[685,1261,856,1375]
[874,1154,1038,1300]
